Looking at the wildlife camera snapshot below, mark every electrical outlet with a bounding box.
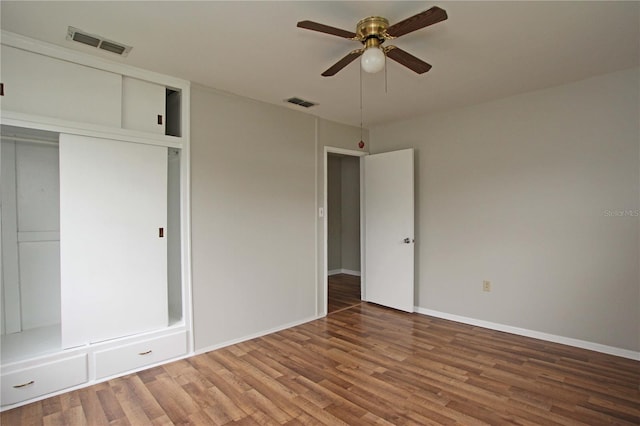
[483,280,491,292]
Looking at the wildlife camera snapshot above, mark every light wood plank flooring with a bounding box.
[328,274,361,314]
[3,303,639,425]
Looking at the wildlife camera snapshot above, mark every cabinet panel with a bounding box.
[59,134,168,348]
[122,77,165,134]
[1,137,61,335]
[94,331,187,379]
[1,354,87,406]
[15,140,60,232]
[0,46,122,127]
[19,241,60,330]
[1,139,20,334]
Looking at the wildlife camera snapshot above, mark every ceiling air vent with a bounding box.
[285,97,317,108]
[66,27,132,56]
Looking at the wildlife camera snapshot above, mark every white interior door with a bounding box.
[60,134,168,348]
[363,149,414,312]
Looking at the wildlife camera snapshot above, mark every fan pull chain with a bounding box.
[359,64,363,143]
[384,54,388,93]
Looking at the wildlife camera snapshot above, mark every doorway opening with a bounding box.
[326,151,363,314]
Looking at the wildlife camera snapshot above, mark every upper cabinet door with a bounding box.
[0,46,122,127]
[122,77,166,135]
[59,134,168,348]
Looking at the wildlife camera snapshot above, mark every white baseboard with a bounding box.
[415,307,640,361]
[328,269,361,276]
[194,315,320,356]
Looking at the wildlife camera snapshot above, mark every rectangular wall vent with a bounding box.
[67,27,132,57]
[285,97,317,108]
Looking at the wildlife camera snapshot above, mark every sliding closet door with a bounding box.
[60,134,168,348]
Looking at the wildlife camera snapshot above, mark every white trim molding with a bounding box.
[416,307,640,361]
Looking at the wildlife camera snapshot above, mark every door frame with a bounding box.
[322,146,367,317]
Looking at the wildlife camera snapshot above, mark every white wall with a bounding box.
[340,156,360,272]
[327,155,361,273]
[370,68,640,352]
[191,86,317,350]
[327,155,342,271]
[191,86,364,349]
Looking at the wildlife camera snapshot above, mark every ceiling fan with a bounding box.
[297,6,448,77]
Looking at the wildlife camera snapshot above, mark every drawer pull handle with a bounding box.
[13,380,35,388]
[139,350,153,356]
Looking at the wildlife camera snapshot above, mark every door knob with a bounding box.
[403,238,414,244]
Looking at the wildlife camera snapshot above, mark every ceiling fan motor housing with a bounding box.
[356,16,390,46]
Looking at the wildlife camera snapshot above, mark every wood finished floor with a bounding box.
[328,274,361,314]
[3,303,639,425]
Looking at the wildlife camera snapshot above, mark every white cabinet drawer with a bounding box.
[0,45,122,127]
[94,331,187,379]
[1,354,88,406]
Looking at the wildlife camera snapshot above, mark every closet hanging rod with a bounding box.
[1,135,59,146]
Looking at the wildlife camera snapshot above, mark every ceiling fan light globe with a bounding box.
[361,46,385,73]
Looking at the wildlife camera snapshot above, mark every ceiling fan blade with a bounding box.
[322,50,363,77]
[297,21,357,39]
[385,47,432,74]
[386,6,448,38]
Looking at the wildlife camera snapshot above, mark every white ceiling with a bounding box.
[1,1,638,128]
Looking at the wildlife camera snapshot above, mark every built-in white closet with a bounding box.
[1,127,185,356]
[0,30,191,409]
